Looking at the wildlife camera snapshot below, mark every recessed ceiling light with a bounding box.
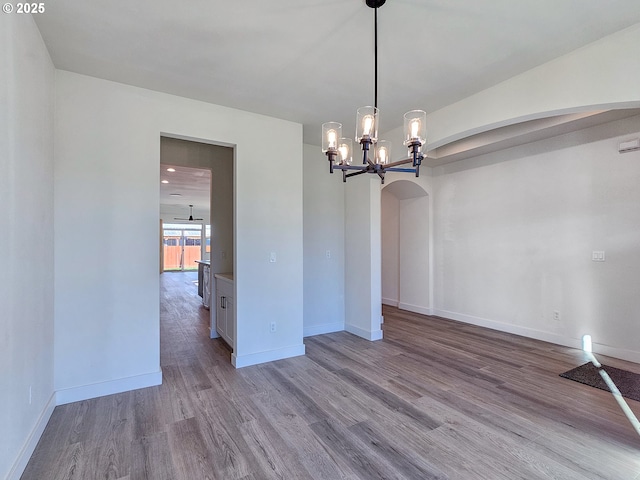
[170,193,181,197]
[167,168,176,172]
[161,180,169,184]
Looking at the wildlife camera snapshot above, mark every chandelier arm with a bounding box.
[382,157,418,169]
[335,165,368,171]
[345,169,370,179]
[383,167,417,173]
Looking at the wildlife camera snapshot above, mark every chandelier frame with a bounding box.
[322,0,425,185]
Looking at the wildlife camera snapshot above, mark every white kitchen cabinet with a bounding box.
[214,274,234,349]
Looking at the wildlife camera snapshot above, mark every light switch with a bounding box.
[592,251,605,262]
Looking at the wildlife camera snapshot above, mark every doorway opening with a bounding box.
[162,223,206,271]
[381,179,430,315]
[159,164,212,273]
[159,135,235,362]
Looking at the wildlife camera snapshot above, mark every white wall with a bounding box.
[398,194,430,314]
[0,15,55,480]
[303,144,345,336]
[428,23,640,148]
[54,71,304,401]
[345,177,383,340]
[432,115,640,362]
[381,189,399,306]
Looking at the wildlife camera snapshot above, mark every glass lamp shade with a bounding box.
[356,106,379,143]
[322,122,342,153]
[337,138,353,165]
[403,110,427,146]
[375,140,392,165]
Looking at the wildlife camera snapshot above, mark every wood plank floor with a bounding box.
[22,272,640,479]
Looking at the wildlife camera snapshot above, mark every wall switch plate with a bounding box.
[269,252,276,263]
[592,251,605,262]
[553,311,560,322]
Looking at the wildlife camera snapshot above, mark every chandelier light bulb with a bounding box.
[362,115,374,136]
[410,119,420,140]
[378,147,387,164]
[338,138,353,165]
[327,130,337,148]
[322,122,342,153]
[376,140,392,165]
[356,106,378,143]
[404,110,427,146]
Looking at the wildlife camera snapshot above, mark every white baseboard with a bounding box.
[434,309,581,349]
[382,297,398,307]
[590,342,640,364]
[303,321,344,337]
[232,343,306,368]
[7,392,56,480]
[398,302,432,316]
[434,308,640,363]
[55,370,163,405]
[345,323,383,341]
[210,327,220,339]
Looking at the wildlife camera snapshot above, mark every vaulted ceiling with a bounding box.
[34,0,640,146]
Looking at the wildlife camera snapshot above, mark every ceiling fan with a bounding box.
[174,205,203,222]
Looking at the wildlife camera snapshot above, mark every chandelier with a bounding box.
[322,0,426,184]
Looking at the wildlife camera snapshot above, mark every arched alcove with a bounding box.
[381,179,431,315]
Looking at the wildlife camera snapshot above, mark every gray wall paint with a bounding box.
[432,115,640,361]
[303,143,345,336]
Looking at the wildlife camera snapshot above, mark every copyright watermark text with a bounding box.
[3,3,46,13]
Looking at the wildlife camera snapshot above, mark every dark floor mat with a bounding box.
[560,362,640,402]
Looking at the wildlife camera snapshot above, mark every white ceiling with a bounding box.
[160,164,211,214]
[34,0,640,146]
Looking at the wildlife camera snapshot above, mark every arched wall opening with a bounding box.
[381,179,431,315]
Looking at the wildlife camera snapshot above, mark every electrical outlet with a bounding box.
[269,252,277,263]
[326,250,331,259]
[553,311,560,322]
[270,321,277,333]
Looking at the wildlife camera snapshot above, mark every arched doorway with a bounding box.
[381,179,431,315]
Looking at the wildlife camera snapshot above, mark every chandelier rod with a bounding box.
[374,5,378,112]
